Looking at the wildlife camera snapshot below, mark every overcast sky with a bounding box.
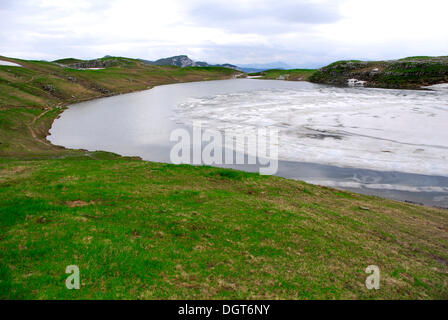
[1,0,447,67]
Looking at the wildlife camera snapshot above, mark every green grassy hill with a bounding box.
[0,56,447,299]
[0,55,237,109]
[0,56,237,159]
[248,68,316,81]
[53,58,86,65]
[309,56,448,89]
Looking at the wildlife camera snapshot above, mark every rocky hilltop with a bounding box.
[145,55,196,67]
[309,56,448,89]
[140,55,241,70]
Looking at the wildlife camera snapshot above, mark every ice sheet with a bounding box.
[174,86,448,176]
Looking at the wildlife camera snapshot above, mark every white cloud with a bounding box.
[0,0,447,67]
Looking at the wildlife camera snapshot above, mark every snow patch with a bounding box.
[348,78,366,86]
[422,83,448,91]
[0,60,22,67]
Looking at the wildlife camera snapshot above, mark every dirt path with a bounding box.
[26,107,55,146]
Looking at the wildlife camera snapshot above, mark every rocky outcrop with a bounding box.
[68,59,118,69]
[309,56,448,89]
[148,55,196,67]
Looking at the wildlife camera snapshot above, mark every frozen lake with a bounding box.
[48,79,448,207]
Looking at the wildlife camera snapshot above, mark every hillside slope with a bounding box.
[0,55,237,108]
[309,56,448,89]
[0,55,238,158]
[1,158,447,299]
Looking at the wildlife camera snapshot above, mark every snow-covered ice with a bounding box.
[174,85,448,176]
[423,83,448,91]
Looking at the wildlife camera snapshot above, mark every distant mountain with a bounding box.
[216,63,241,69]
[140,55,241,71]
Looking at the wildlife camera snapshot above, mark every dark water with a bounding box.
[48,80,448,208]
